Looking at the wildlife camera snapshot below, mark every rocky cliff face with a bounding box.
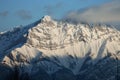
[0,16,120,80]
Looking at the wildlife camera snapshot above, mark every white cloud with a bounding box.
[65,0,120,23]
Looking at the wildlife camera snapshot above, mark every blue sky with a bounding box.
[0,0,119,32]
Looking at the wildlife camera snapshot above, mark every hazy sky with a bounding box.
[0,0,119,32]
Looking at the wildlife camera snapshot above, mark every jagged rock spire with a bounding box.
[41,15,52,22]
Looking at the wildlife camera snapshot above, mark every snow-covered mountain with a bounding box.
[0,15,120,80]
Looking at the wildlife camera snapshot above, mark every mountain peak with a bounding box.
[41,15,52,22]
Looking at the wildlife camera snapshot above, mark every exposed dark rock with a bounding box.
[52,68,76,80]
[0,64,14,80]
[30,66,52,80]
